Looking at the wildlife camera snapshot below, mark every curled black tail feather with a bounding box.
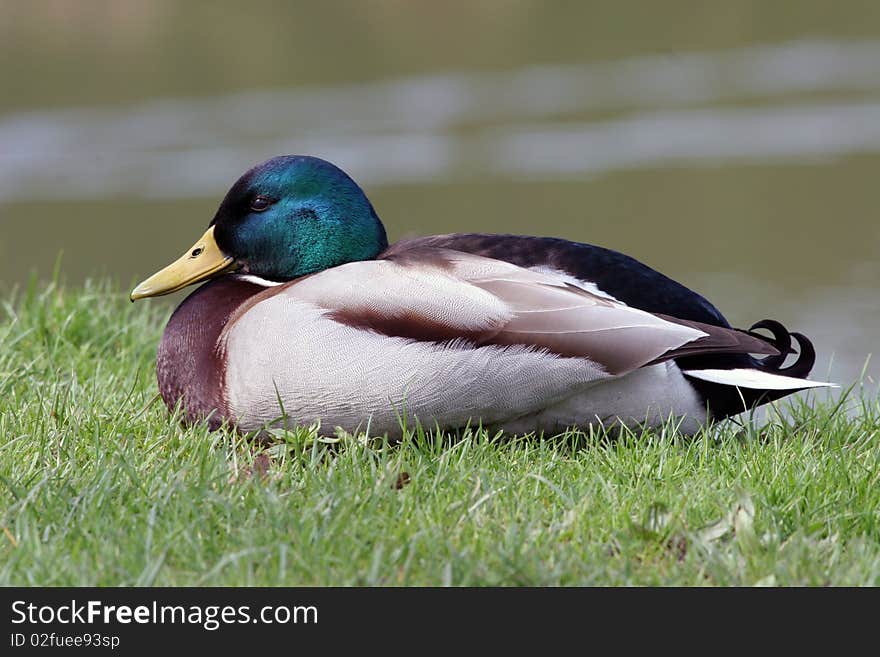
[747,319,791,369]
[783,332,816,378]
[747,319,816,378]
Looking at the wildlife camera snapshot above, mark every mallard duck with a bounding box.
[131,155,832,437]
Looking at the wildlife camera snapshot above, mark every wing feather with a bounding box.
[256,248,776,376]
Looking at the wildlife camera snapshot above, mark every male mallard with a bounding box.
[131,155,832,437]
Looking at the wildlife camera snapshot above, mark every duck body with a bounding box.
[133,155,832,437]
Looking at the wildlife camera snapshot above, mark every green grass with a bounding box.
[1,277,879,586]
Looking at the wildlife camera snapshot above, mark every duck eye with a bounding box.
[250,196,271,212]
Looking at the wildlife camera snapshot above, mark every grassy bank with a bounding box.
[1,279,878,586]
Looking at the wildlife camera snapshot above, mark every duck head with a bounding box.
[130,155,388,300]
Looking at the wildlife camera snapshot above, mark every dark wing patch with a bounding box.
[648,314,780,363]
[325,307,502,345]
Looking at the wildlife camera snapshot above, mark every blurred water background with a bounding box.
[0,1,877,391]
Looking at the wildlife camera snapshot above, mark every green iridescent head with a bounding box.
[210,155,388,281]
[129,155,389,301]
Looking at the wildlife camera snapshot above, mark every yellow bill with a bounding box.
[130,226,237,301]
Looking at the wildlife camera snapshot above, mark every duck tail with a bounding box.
[681,319,836,418]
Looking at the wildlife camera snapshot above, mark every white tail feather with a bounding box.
[683,368,837,390]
